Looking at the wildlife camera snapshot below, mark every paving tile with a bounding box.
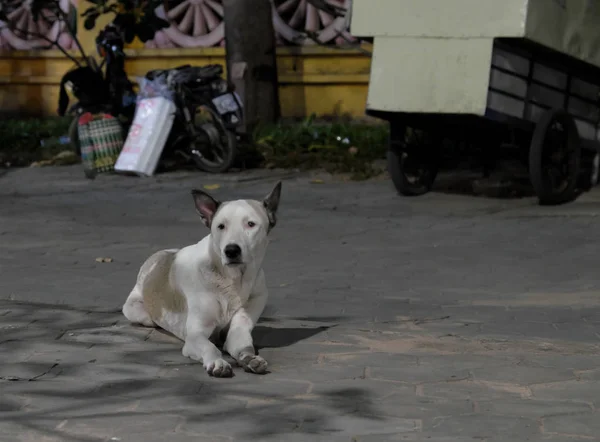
[470,362,576,385]
[531,380,600,407]
[423,414,539,439]
[477,398,592,418]
[543,412,600,438]
[3,168,600,440]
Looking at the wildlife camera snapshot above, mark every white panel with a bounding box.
[525,0,600,68]
[351,0,528,38]
[366,37,493,115]
[351,0,600,67]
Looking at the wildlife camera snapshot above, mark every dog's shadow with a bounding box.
[252,324,330,350]
[210,316,339,350]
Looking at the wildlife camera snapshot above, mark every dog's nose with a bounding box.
[224,243,242,259]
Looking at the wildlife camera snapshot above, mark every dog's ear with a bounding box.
[191,189,221,228]
[263,181,282,231]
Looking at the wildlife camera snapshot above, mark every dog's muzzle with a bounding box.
[224,243,242,264]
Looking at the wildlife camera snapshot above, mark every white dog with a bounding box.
[122,182,282,377]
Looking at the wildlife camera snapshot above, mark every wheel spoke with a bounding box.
[289,0,306,28]
[318,8,333,27]
[548,170,558,189]
[305,2,319,32]
[205,139,224,162]
[40,7,59,22]
[178,4,195,33]
[167,0,191,20]
[38,9,54,24]
[205,0,224,16]
[213,144,225,162]
[192,4,207,36]
[277,0,300,14]
[27,12,37,39]
[36,13,50,35]
[7,6,24,21]
[336,30,356,45]
[16,10,29,39]
[194,108,228,165]
[211,136,227,160]
[549,167,567,191]
[547,133,562,153]
[201,3,220,31]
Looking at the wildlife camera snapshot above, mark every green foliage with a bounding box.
[0,117,72,167]
[0,116,390,180]
[81,0,169,43]
[0,0,168,45]
[253,116,389,180]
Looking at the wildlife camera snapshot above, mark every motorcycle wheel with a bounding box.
[190,105,237,173]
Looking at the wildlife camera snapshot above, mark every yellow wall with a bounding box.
[0,45,371,118]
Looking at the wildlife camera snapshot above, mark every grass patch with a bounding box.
[0,117,73,167]
[0,115,390,179]
[253,116,389,180]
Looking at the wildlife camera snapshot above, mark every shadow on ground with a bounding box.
[253,324,332,349]
[0,301,375,440]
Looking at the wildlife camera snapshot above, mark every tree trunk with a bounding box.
[223,0,280,134]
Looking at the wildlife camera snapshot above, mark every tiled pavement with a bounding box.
[1,166,599,441]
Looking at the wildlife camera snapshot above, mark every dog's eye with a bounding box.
[217,223,225,230]
[247,221,256,228]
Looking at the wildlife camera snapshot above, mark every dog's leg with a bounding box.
[182,307,233,378]
[122,287,154,327]
[225,283,269,374]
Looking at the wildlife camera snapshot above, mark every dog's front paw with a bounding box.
[205,358,233,378]
[238,353,268,374]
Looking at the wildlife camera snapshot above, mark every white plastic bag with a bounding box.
[114,96,176,177]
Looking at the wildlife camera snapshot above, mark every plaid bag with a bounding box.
[77,112,124,179]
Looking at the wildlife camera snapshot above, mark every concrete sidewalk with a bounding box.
[1,166,600,441]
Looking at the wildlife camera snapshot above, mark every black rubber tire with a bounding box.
[388,125,439,196]
[69,116,81,157]
[190,106,237,174]
[529,108,580,206]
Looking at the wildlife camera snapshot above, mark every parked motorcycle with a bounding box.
[58,23,136,155]
[143,64,243,173]
[58,23,242,173]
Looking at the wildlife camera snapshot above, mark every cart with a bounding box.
[351,0,600,204]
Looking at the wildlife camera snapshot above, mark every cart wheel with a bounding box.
[529,108,580,205]
[388,125,440,196]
